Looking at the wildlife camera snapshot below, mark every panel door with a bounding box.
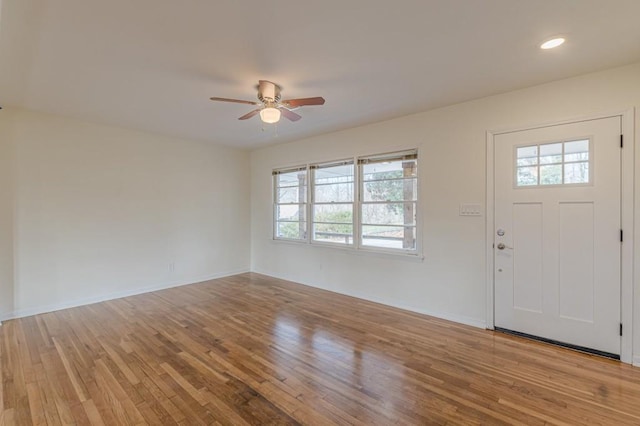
[494,116,621,356]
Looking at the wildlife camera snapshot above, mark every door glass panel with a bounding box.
[515,139,590,187]
[517,146,538,166]
[517,166,538,186]
[540,143,562,164]
[565,162,589,184]
[540,164,562,185]
[565,140,589,162]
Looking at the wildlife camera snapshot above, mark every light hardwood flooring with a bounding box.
[2,272,640,425]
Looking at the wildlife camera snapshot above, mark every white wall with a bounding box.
[0,109,14,319]
[250,62,640,359]
[1,108,250,319]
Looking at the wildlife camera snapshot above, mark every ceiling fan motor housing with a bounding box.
[258,80,281,103]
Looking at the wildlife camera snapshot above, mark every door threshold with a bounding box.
[494,327,620,360]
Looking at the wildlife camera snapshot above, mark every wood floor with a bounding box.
[2,273,640,425]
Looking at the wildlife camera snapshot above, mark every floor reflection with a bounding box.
[269,312,405,422]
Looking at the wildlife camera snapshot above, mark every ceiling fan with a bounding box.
[210,80,325,124]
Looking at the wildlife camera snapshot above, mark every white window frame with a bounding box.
[310,159,356,246]
[272,149,420,257]
[357,150,419,255]
[272,165,309,242]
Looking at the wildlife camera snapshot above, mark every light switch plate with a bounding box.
[460,203,482,216]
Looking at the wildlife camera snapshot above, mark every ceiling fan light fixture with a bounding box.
[260,107,281,124]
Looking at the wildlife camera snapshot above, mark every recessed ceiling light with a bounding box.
[540,37,565,50]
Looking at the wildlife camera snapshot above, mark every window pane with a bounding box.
[361,225,416,250]
[565,140,589,162]
[540,164,562,185]
[313,162,354,244]
[516,166,538,186]
[362,203,416,226]
[276,221,306,239]
[314,182,354,203]
[313,223,353,244]
[313,204,353,223]
[359,151,419,253]
[362,179,417,202]
[363,159,417,181]
[565,162,589,184]
[277,186,304,203]
[277,170,306,187]
[276,204,306,221]
[540,143,562,164]
[517,146,538,166]
[314,164,353,183]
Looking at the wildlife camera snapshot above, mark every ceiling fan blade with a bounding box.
[281,97,325,107]
[278,107,302,122]
[210,97,259,105]
[238,109,261,120]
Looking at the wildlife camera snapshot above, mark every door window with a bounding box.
[516,139,590,187]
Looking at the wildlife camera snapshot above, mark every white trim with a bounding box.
[620,108,635,364]
[633,355,640,368]
[253,268,486,329]
[488,109,632,137]
[485,130,495,329]
[486,108,635,364]
[0,268,249,321]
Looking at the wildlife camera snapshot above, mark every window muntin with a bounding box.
[311,161,354,245]
[273,167,307,240]
[359,152,418,251]
[516,139,590,187]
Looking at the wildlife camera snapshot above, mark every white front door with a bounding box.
[494,116,621,356]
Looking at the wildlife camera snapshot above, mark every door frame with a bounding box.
[485,109,634,364]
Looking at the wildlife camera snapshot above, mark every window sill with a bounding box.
[271,237,425,262]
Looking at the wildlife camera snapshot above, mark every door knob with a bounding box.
[497,243,513,250]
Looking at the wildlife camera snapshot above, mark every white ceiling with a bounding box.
[1,0,640,149]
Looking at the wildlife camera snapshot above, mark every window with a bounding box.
[359,151,418,250]
[273,149,419,255]
[273,166,307,240]
[311,161,355,244]
[516,139,590,187]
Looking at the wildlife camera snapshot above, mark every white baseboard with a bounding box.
[0,268,249,321]
[252,268,487,329]
[2,267,486,332]
[633,355,640,368]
